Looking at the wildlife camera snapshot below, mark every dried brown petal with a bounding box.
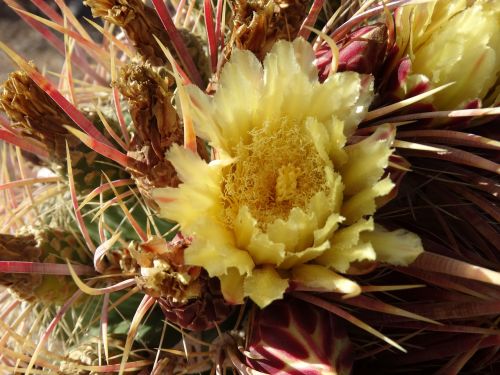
[116,62,181,205]
[116,62,208,208]
[226,0,309,60]
[129,235,202,302]
[85,0,172,65]
[1,69,129,192]
[0,233,41,302]
[0,229,86,304]
[128,235,234,331]
[0,69,78,160]
[158,275,234,331]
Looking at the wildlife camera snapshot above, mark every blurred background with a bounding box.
[0,1,94,81]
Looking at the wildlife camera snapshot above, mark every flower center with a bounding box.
[276,163,301,203]
[222,120,328,228]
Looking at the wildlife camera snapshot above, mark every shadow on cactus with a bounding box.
[0,0,499,374]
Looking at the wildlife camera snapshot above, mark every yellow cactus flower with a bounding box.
[153,39,423,308]
[396,0,500,109]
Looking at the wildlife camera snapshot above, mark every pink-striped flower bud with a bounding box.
[245,298,353,374]
[317,24,387,81]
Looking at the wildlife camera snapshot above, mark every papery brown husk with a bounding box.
[0,69,79,160]
[116,62,208,209]
[84,0,210,81]
[0,233,42,301]
[226,0,310,60]
[124,235,234,332]
[0,69,128,192]
[0,228,89,304]
[84,0,174,65]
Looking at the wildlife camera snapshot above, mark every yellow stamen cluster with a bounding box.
[223,123,327,227]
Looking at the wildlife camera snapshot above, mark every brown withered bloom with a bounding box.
[0,228,86,304]
[128,235,234,331]
[0,69,127,191]
[178,28,211,84]
[84,0,172,65]
[115,62,207,208]
[0,234,42,302]
[84,0,210,82]
[226,0,309,60]
[1,69,79,160]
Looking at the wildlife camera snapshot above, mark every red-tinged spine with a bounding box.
[204,0,217,73]
[332,0,414,42]
[30,0,64,25]
[65,126,132,168]
[112,87,131,146]
[0,261,95,276]
[9,0,65,53]
[298,0,325,40]
[0,47,112,146]
[24,0,107,83]
[34,75,111,144]
[0,129,49,159]
[151,0,204,88]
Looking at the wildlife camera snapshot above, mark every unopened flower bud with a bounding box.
[316,24,387,81]
[394,0,500,109]
[246,298,352,374]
